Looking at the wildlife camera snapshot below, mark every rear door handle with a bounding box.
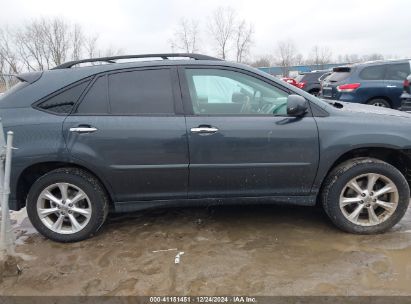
[190,126,219,134]
[69,126,98,133]
[386,85,397,88]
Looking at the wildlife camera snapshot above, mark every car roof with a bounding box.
[353,58,411,67]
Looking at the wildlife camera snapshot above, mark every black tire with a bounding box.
[26,168,109,242]
[367,98,391,108]
[321,158,410,234]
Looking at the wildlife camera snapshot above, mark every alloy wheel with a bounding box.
[339,173,399,226]
[36,182,92,234]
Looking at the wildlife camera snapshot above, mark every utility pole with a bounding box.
[0,118,15,259]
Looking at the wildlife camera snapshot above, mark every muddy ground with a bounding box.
[0,204,411,296]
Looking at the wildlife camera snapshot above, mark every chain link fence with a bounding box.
[0,74,19,94]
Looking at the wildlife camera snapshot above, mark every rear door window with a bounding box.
[385,63,410,80]
[76,76,109,114]
[108,69,175,115]
[359,65,386,80]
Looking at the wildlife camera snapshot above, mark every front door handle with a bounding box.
[190,126,219,135]
[69,126,98,133]
[386,85,397,88]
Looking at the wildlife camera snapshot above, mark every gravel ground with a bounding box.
[0,204,411,296]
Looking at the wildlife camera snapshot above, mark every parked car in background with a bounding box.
[400,74,411,112]
[281,77,299,87]
[295,70,330,96]
[2,53,411,242]
[320,59,411,108]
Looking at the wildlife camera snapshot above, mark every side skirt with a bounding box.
[114,195,317,213]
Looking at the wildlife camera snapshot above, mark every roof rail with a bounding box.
[53,53,222,69]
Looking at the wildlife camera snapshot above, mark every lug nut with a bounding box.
[68,203,73,208]
[361,193,366,197]
[68,210,72,214]
[370,192,374,196]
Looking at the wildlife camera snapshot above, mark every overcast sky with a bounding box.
[0,0,410,61]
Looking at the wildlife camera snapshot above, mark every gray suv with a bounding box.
[2,54,411,242]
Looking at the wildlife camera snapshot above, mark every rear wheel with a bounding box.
[367,98,391,108]
[321,158,409,234]
[27,168,109,242]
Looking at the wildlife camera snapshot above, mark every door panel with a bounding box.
[186,116,319,198]
[63,67,189,203]
[64,116,189,202]
[181,67,319,198]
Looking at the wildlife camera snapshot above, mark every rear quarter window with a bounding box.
[36,79,91,114]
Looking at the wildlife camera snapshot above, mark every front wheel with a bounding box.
[27,168,109,242]
[321,158,410,234]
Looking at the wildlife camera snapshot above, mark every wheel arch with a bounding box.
[319,147,411,196]
[16,161,114,210]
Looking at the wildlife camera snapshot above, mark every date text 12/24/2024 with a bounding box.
[149,296,257,303]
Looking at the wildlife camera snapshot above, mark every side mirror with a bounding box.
[287,94,308,117]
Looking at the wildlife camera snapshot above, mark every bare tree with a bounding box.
[275,40,298,76]
[234,20,253,63]
[71,23,84,61]
[14,19,51,71]
[0,28,20,73]
[338,53,360,64]
[171,18,200,53]
[250,56,273,68]
[307,45,333,68]
[0,17,129,72]
[84,34,99,58]
[361,53,384,61]
[294,53,305,66]
[43,18,71,66]
[98,45,124,57]
[208,7,236,59]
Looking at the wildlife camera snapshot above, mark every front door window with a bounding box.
[185,69,290,116]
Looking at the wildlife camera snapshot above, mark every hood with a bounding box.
[323,99,411,118]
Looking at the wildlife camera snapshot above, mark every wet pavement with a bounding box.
[0,204,411,296]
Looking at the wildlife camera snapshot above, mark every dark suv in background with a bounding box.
[295,70,330,96]
[321,59,411,108]
[2,53,411,242]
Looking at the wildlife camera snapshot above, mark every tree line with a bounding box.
[0,7,390,75]
[0,17,122,74]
